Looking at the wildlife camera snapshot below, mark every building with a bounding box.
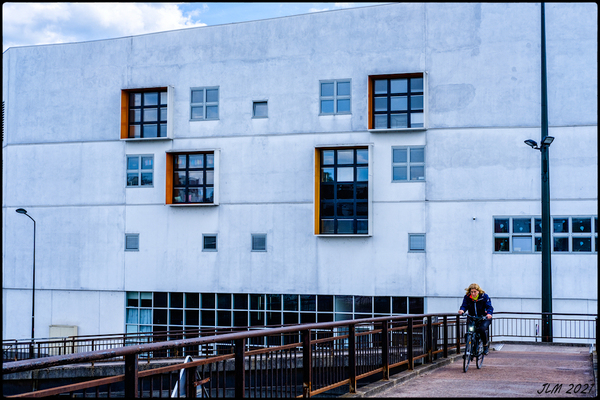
[2,3,597,340]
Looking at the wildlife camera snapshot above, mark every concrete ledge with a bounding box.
[340,353,463,398]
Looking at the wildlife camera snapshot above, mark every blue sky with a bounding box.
[2,2,388,52]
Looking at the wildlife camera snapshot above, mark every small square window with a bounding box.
[320,79,351,115]
[127,155,153,187]
[253,101,268,118]
[203,234,217,251]
[392,147,425,182]
[409,234,425,252]
[125,233,139,251]
[191,87,219,120]
[252,234,267,251]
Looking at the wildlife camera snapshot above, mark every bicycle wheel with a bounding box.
[463,333,472,372]
[476,336,485,369]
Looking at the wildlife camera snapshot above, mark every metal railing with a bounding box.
[3,312,596,398]
[3,313,462,398]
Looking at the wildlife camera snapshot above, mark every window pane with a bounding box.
[322,150,334,165]
[335,295,353,313]
[127,173,139,186]
[357,167,368,182]
[300,295,316,311]
[185,310,199,325]
[554,237,569,251]
[356,149,368,163]
[354,296,372,313]
[206,89,218,103]
[144,92,158,106]
[337,81,350,96]
[130,93,141,107]
[160,92,168,105]
[170,309,183,325]
[143,108,157,122]
[494,218,509,233]
[553,218,569,233]
[410,234,425,251]
[189,154,204,168]
[411,78,424,92]
[393,148,407,163]
[130,109,141,123]
[374,97,387,111]
[188,188,203,202]
[126,309,138,324]
[129,125,140,138]
[321,168,334,182]
[173,188,186,203]
[513,236,532,252]
[393,166,407,181]
[390,96,407,111]
[374,115,387,129]
[410,148,424,163]
[206,106,218,119]
[142,124,158,138]
[337,167,353,182]
[126,292,139,307]
[250,294,265,310]
[140,309,152,324]
[321,82,334,96]
[188,171,203,185]
[392,297,407,314]
[513,218,531,233]
[337,150,354,164]
[203,235,217,250]
[535,218,542,233]
[205,187,213,202]
[337,98,350,113]
[201,293,215,308]
[321,219,334,233]
[390,114,408,128]
[141,173,153,186]
[410,113,424,127]
[174,172,186,186]
[191,106,204,119]
[390,79,407,93]
[217,293,231,309]
[374,297,390,314]
[321,100,334,113]
[337,219,353,233]
[191,90,204,104]
[141,157,153,169]
[185,293,199,308]
[234,294,248,309]
[337,202,353,216]
[217,311,231,327]
[572,218,591,233]
[495,237,509,251]
[267,294,281,310]
[337,184,354,200]
[160,108,167,122]
[411,95,423,110]
[410,166,424,180]
[253,102,268,117]
[176,155,186,169]
[356,184,368,199]
[409,297,424,314]
[318,295,334,312]
[374,80,387,94]
[572,237,591,252]
[201,310,215,326]
[283,295,298,311]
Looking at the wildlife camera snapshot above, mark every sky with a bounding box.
[2,2,389,52]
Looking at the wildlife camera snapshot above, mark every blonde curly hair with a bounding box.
[465,283,485,295]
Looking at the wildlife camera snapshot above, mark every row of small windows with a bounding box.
[125,291,425,334]
[125,232,425,252]
[493,216,598,253]
[120,73,426,139]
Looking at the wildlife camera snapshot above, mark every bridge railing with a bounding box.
[3,312,596,398]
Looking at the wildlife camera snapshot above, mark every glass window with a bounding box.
[125,233,139,251]
[253,101,268,118]
[171,152,214,204]
[320,79,351,114]
[318,147,369,234]
[126,90,168,138]
[392,147,425,182]
[371,74,424,129]
[190,87,219,120]
[409,234,426,251]
[203,234,217,251]
[127,155,153,187]
[252,234,267,251]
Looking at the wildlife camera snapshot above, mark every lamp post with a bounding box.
[523,2,553,342]
[16,208,36,340]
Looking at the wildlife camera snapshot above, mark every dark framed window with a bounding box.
[370,73,424,129]
[252,234,267,251]
[317,147,369,235]
[203,234,217,251]
[127,90,168,138]
[126,155,153,187]
[169,152,214,204]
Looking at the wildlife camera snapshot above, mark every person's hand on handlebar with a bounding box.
[486,314,492,319]
[458,310,464,315]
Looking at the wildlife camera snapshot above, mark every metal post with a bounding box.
[456,315,461,354]
[443,316,448,358]
[381,321,389,380]
[302,329,312,398]
[540,2,553,342]
[235,338,246,398]
[124,353,139,398]
[407,318,414,370]
[348,324,356,393]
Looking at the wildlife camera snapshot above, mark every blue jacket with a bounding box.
[460,293,494,317]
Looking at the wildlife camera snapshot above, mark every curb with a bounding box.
[340,353,463,398]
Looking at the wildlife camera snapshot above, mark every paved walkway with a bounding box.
[343,343,597,398]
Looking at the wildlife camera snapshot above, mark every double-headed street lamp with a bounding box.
[16,208,36,340]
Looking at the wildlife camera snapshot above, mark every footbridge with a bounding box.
[3,312,597,398]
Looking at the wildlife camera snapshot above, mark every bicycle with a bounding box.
[462,315,488,372]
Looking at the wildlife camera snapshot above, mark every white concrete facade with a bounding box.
[2,3,597,339]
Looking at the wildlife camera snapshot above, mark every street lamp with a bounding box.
[16,208,36,340]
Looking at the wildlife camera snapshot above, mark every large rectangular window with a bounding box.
[494,216,597,253]
[369,73,425,130]
[315,146,371,235]
[166,150,219,205]
[121,87,173,139]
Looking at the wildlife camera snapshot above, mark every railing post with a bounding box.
[443,316,448,358]
[426,316,433,363]
[302,329,312,398]
[382,320,389,380]
[407,318,414,370]
[455,315,461,354]
[186,365,196,398]
[348,324,356,393]
[124,353,139,398]
[235,338,246,398]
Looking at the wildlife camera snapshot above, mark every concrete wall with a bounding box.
[3,3,597,339]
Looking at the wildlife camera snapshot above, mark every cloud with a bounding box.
[2,2,207,51]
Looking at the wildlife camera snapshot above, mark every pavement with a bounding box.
[342,343,597,398]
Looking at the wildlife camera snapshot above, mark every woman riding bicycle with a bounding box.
[458,283,493,354]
